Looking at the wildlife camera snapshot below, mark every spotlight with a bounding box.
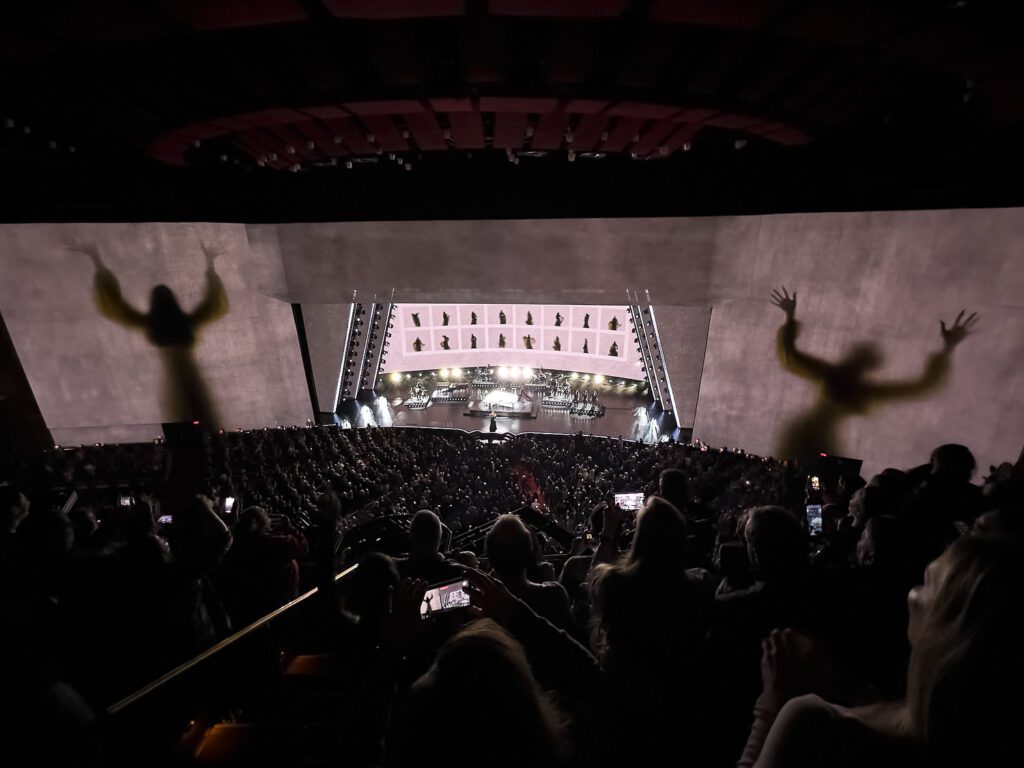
[451,367,462,378]
[440,368,450,379]
[594,375,605,384]
[498,366,509,379]
[510,367,521,380]
[570,372,579,380]
[582,374,590,381]
[522,367,533,379]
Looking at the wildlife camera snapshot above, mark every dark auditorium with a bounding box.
[3,3,1024,767]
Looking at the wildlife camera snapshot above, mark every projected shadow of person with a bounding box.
[70,241,229,430]
[770,286,976,462]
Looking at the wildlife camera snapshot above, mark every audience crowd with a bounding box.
[2,424,1023,767]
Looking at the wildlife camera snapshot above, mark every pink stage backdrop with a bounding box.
[380,303,643,380]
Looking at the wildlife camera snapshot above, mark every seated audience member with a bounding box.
[388,619,568,768]
[67,506,102,553]
[451,550,479,569]
[659,467,691,519]
[215,506,307,626]
[719,505,811,628]
[486,515,571,629]
[396,509,461,584]
[902,444,984,577]
[741,534,1024,768]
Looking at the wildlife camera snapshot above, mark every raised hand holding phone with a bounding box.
[462,568,517,626]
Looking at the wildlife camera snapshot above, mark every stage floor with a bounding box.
[384,384,661,442]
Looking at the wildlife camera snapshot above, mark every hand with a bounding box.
[381,578,427,660]
[758,628,828,712]
[66,241,103,268]
[770,286,797,318]
[602,500,623,535]
[939,310,978,349]
[200,241,224,269]
[463,568,518,626]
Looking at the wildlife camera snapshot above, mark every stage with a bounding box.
[383,380,663,442]
[465,386,538,418]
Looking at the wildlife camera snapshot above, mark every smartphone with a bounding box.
[806,504,823,536]
[420,578,471,619]
[810,476,821,491]
[60,490,79,517]
[614,492,645,511]
[118,495,134,508]
[224,496,236,514]
[157,514,173,525]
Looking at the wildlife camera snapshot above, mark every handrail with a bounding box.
[106,562,360,716]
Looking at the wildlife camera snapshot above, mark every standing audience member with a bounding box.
[486,515,571,629]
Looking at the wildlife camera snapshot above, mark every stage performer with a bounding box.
[609,341,618,357]
[471,311,478,325]
[413,337,424,352]
[583,313,590,328]
[555,312,563,327]
[609,316,619,330]
[73,239,228,430]
[412,312,421,327]
[442,311,450,326]
[523,335,535,350]
[441,335,451,350]
[553,336,561,351]
[499,334,506,348]
[582,339,589,354]
[499,310,507,324]
[526,311,534,325]
[471,334,477,349]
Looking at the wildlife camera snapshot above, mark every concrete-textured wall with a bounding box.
[1,212,1019,474]
[248,211,1023,475]
[249,218,718,305]
[692,209,1024,478]
[650,305,712,430]
[302,302,351,413]
[0,223,311,444]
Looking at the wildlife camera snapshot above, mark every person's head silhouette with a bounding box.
[840,342,883,373]
[148,285,194,346]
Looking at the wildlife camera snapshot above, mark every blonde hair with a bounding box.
[858,534,1024,766]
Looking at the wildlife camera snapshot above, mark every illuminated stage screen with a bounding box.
[381,303,643,381]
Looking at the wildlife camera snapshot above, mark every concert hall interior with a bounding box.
[1,4,1024,768]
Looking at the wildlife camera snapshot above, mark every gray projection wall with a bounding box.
[301,303,351,413]
[691,209,1024,478]
[1,211,1020,478]
[255,210,1023,477]
[0,223,311,445]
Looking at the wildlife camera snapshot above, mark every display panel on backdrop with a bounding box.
[382,303,643,381]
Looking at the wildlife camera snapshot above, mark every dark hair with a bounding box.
[745,505,808,577]
[930,444,977,483]
[659,468,690,513]
[409,509,442,556]
[486,515,533,577]
[347,552,399,623]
